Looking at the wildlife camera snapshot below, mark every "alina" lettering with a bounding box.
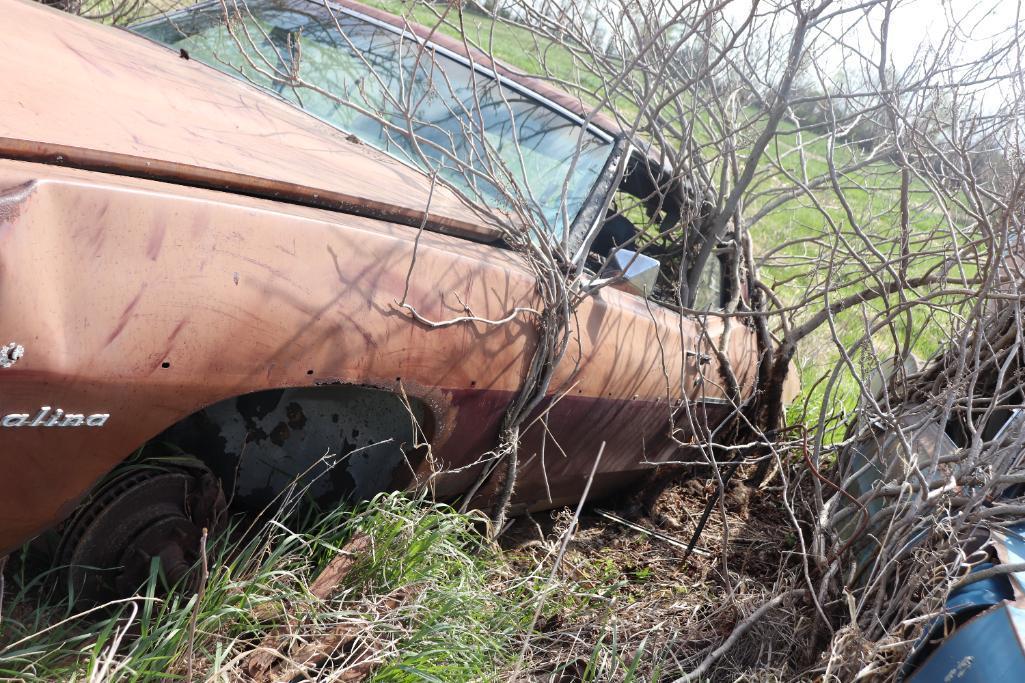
[1,406,109,428]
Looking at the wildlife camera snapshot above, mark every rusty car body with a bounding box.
[0,0,758,594]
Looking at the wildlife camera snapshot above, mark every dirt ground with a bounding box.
[501,473,809,681]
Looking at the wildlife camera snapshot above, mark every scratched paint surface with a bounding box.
[0,159,756,553]
[0,1,758,552]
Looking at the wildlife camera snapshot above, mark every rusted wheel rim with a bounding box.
[58,463,225,604]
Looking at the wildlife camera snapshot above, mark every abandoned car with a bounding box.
[0,0,758,597]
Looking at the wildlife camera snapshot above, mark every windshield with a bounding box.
[133,0,614,236]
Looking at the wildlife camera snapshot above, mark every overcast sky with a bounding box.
[720,0,1022,111]
[844,0,1019,110]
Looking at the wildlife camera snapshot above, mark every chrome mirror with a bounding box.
[591,249,660,296]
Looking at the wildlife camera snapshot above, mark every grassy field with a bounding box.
[1,487,796,681]
[1,495,535,680]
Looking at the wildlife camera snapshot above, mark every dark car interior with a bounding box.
[587,151,731,311]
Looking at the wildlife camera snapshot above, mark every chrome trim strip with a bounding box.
[328,2,615,143]
[697,397,734,406]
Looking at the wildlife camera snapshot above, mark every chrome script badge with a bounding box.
[2,406,109,428]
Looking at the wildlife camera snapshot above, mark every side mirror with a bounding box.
[591,249,660,296]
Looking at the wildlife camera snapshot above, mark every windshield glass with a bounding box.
[134,0,614,236]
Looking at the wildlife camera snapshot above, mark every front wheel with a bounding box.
[56,459,226,604]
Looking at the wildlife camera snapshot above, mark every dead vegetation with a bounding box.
[503,475,807,681]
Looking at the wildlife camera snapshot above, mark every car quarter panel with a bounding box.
[0,160,537,553]
[508,288,759,510]
[0,160,756,552]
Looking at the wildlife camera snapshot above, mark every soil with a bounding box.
[500,473,802,681]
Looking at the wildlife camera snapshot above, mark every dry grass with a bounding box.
[499,473,812,682]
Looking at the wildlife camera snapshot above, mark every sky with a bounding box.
[882,0,1019,66]
[539,0,1021,112]
[703,0,1021,113]
[817,0,1020,110]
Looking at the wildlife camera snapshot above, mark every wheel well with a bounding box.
[149,385,433,510]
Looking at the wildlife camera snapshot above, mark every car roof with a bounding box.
[0,0,511,240]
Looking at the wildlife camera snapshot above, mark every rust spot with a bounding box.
[269,421,290,446]
[286,402,307,430]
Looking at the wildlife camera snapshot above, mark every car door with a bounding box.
[508,152,760,510]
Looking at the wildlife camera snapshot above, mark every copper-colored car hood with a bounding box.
[0,0,500,240]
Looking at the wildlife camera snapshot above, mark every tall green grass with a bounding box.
[0,494,527,681]
[1,492,682,681]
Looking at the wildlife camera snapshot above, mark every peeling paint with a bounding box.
[160,385,426,509]
[0,342,24,369]
[0,181,35,226]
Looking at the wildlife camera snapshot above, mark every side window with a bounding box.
[586,164,676,297]
[692,251,722,311]
[587,188,649,262]
[585,153,738,311]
